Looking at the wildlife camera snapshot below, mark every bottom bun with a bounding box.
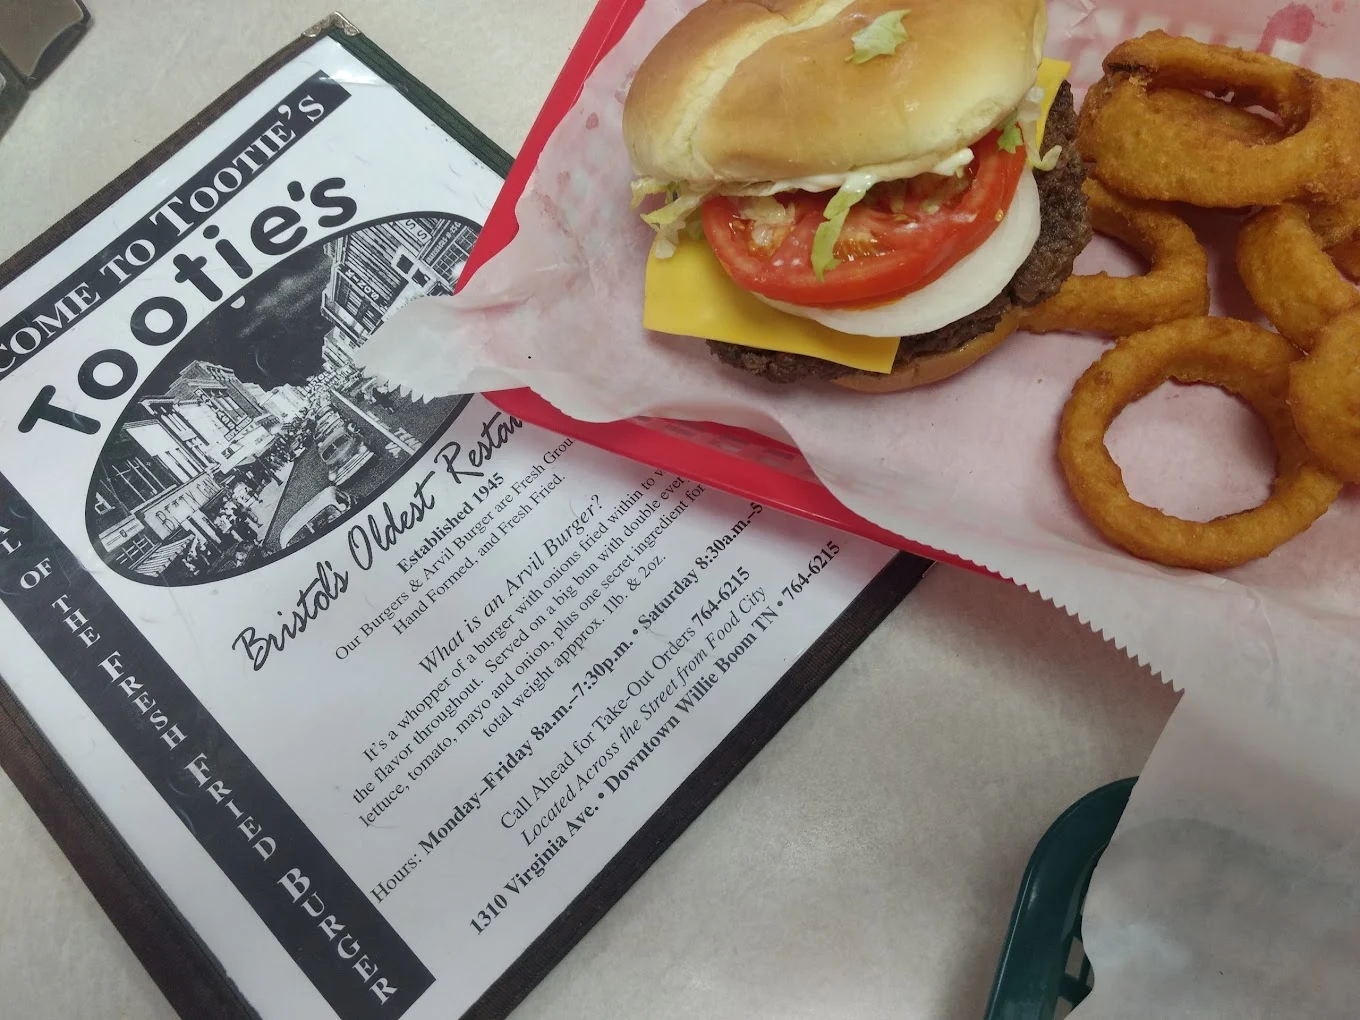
[831,309,1023,394]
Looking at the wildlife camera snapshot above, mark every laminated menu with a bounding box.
[0,17,925,1020]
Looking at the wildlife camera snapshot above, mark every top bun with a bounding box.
[624,0,1047,187]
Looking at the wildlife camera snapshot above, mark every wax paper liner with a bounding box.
[358,0,1360,729]
[1076,679,1360,1018]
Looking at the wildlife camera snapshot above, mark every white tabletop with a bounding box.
[0,3,1178,1017]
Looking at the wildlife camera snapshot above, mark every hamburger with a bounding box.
[623,0,1091,391]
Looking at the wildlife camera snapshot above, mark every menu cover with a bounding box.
[0,16,930,1020]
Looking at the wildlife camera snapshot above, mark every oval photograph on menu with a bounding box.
[85,213,480,586]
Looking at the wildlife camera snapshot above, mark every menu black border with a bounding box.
[0,20,935,1020]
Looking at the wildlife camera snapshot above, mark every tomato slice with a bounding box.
[699,132,1027,308]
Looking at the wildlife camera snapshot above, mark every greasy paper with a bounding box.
[1078,687,1360,1017]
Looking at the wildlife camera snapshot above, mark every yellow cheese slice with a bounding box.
[1035,57,1072,152]
[642,57,1071,374]
[644,236,901,373]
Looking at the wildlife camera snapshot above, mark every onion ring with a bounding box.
[1304,199,1360,280]
[1059,317,1342,570]
[1078,32,1360,207]
[1236,203,1360,350]
[1289,306,1360,482]
[1304,198,1360,247]
[1021,178,1208,336]
[1137,87,1287,145]
[1329,239,1360,281]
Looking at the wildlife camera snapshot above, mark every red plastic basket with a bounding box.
[472,0,979,572]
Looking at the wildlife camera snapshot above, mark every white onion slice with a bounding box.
[757,169,1041,337]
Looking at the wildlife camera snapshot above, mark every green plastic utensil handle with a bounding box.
[983,777,1135,1020]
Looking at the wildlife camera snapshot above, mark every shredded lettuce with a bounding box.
[737,196,795,225]
[630,176,674,209]
[1015,86,1061,171]
[640,187,709,258]
[845,10,909,64]
[997,121,1023,154]
[640,190,700,228]
[811,175,875,281]
[739,196,796,253]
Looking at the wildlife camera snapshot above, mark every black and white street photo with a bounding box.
[86,213,481,584]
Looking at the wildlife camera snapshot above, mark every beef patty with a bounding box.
[707,82,1092,384]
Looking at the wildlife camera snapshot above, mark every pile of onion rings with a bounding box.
[1078,31,1360,207]
[1021,178,1208,336]
[1059,318,1342,570]
[1050,31,1360,569]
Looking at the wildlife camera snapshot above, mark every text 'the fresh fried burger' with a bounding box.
[624,0,1092,391]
